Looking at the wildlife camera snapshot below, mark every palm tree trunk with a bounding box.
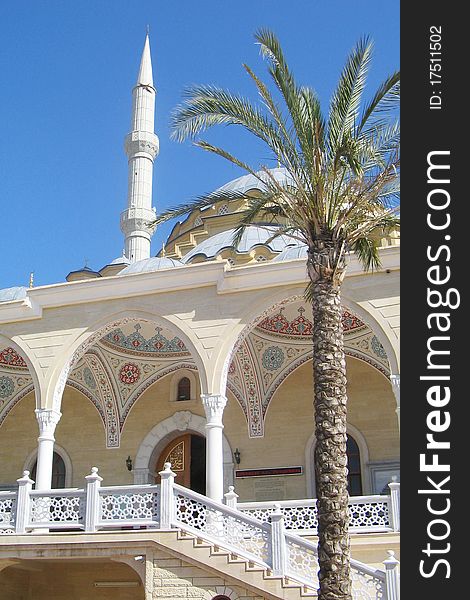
[311,277,351,600]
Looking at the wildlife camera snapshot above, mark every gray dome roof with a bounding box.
[214,167,292,196]
[108,256,131,266]
[120,256,183,275]
[0,286,27,303]
[182,226,296,263]
[272,244,308,262]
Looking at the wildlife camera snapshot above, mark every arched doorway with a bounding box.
[155,433,206,495]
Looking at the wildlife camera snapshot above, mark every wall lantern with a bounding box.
[126,456,133,471]
[233,448,241,465]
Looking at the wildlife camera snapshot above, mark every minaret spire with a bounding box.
[120,33,159,263]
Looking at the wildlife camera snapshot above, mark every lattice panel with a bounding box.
[351,569,385,599]
[0,496,15,527]
[349,502,390,529]
[176,493,270,563]
[30,494,84,525]
[100,491,159,521]
[286,537,320,588]
[176,493,208,530]
[241,500,390,532]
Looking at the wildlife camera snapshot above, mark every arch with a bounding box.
[134,411,234,491]
[212,586,241,600]
[305,422,371,497]
[44,309,209,413]
[0,333,42,409]
[262,354,391,435]
[169,368,198,402]
[23,443,73,488]
[210,286,399,398]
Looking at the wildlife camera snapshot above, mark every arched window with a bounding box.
[177,377,191,401]
[346,435,363,496]
[31,452,66,489]
[212,596,232,600]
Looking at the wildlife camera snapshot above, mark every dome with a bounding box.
[272,244,308,262]
[120,256,183,275]
[0,286,27,303]
[214,167,292,196]
[108,256,131,266]
[181,226,296,263]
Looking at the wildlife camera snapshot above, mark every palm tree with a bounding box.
[156,30,399,600]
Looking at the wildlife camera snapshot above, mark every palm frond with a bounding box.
[152,189,251,226]
[328,36,373,157]
[351,236,381,271]
[359,73,400,132]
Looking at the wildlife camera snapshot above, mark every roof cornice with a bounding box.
[0,246,399,325]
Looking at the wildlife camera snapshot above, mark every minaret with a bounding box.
[120,34,159,263]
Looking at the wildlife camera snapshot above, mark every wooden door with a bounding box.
[155,434,192,488]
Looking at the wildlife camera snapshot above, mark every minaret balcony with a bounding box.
[124,131,159,160]
[120,206,157,236]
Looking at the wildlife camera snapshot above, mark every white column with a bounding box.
[390,374,400,432]
[201,394,227,502]
[34,409,61,490]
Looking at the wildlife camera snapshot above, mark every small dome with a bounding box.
[120,256,183,275]
[0,286,27,303]
[272,244,308,262]
[182,226,296,263]
[108,256,131,266]
[214,167,292,196]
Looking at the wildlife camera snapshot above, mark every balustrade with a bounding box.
[237,483,400,534]
[0,466,399,600]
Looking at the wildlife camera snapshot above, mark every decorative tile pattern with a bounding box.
[101,324,189,357]
[371,335,387,359]
[0,347,28,369]
[256,305,367,338]
[262,346,285,371]
[0,376,14,399]
[119,363,141,385]
[0,346,34,428]
[83,367,96,390]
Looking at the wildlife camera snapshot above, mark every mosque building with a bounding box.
[0,35,400,600]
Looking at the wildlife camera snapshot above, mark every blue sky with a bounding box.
[0,1,399,289]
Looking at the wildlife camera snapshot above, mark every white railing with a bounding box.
[237,480,400,534]
[0,465,399,599]
[0,491,16,534]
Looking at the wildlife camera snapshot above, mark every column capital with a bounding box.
[201,394,227,425]
[35,409,61,440]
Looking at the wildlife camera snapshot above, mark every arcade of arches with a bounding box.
[0,299,399,502]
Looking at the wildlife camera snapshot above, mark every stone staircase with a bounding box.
[167,528,318,599]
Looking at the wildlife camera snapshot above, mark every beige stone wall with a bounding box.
[151,549,263,599]
[0,391,38,486]
[0,358,398,498]
[0,560,144,600]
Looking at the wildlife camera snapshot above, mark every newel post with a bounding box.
[388,478,400,532]
[383,550,400,600]
[159,462,176,529]
[224,486,239,510]
[270,504,287,577]
[15,471,34,534]
[85,467,103,533]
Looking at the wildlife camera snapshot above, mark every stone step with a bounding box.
[159,528,316,599]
